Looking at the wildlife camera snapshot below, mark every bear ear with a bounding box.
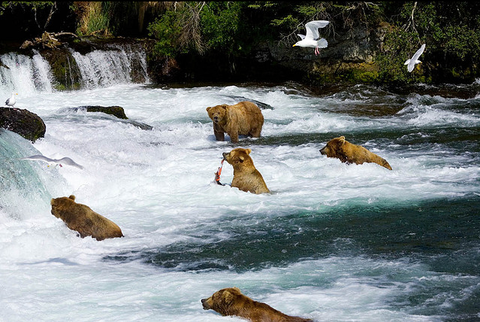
[245,149,251,155]
[206,107,211,112]
[221,105,228,110]
[239,155,245,162]
[338,136,346,145]
[68,195,76,201]
[231,287,242,294]
[223,290,236,305]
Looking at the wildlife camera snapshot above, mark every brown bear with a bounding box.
[206,101,264,143]
[50,195,124,241]
[222,148,270,194]
[319,136,392,170]
[201,287,313,322]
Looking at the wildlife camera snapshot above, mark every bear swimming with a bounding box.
[320,136,392,170]
[50,195,123,241]
[206,101,264,143]
[201,287,313,322]
[222,148,270,194]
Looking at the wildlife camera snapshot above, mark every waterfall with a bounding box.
[0,50,55,98]
[0,42,149,99]
[69,43,149,89]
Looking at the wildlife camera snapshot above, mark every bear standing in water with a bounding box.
[206,101,264,143]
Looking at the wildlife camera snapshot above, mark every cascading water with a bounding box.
[0,50,55,98]
[0,42,149,99]
[69,43,149,89]
[0,129,67,219]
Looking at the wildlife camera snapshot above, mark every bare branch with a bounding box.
[43,2,57,30]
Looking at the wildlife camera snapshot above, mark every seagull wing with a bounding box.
[317,38,328,49]
[407,62,415,73]
[297,34,306,40]
[407,44,426,72]
[59,157,84,169]
[21,155,55,163]
[6,93,15,106]
[411,44,426,62]
[305,20,329,40]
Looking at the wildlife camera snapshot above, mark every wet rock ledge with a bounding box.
[0,108,46,142]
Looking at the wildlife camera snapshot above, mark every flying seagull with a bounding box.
[293,20,330,55]
[405,43,426,72]
[5,92,18,107]
[20,155,84,169]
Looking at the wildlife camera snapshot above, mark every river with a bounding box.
[0,46,479,321]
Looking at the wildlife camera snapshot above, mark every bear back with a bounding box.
[50,195,124,241]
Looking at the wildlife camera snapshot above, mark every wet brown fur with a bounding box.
[51,195,123,241]
[206,101,264,143]
[201,287,313,322]
[320,136,392,170]
[222,148,270,194]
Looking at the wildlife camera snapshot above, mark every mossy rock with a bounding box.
[79,106,128,119]
[0,108,46,142]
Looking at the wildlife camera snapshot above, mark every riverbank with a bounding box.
[2,33,480,99]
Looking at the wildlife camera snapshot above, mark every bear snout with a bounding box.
[319,147,327,155]
[213,116,219,123]
[222,152,229,159]
[201,298,210,310]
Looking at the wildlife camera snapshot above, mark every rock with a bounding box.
[79,105,128,119]
[0,108,46,142]
[19,31,80,51]
[72,105,153,130]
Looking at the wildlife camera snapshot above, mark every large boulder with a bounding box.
[0,108,46,142]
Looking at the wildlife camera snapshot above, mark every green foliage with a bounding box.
[76,2,110,36]
[1,1,55,12]
[295,4,326,17]
[375,2,480,83]
[270,14,299,28]
[444,25,480,61]
[376,27,421,84]
[143,1,480,84]
[148,9,185,57]
[200,2,242,53]
[86,10,109,35]
[147,1,249,58]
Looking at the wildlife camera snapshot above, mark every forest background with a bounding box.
[1,1,480,87]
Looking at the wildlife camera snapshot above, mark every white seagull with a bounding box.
[293,20,330,55]
[405,43,426,72]
[20,155,84,169]
[5,92,18,107]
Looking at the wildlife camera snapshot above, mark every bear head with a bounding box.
[201,287,244,315]
[206,104,228,125]
[319,136,346,159]
[222,148,253,170]
[50,195,77,219]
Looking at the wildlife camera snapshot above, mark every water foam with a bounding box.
[0,51,55,98]
[0,82,479,321]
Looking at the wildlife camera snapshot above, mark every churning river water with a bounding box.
[0,48,479,322]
